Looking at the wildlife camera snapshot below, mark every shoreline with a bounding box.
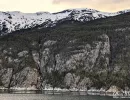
[0,87,130,98]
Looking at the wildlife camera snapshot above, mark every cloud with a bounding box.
[53,0,85,4]
[52,0,128,5]
[52,0,130,12]
[0,0,129,13]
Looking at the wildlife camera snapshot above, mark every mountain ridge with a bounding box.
[0,8,130,35]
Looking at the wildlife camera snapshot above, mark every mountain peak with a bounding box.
[36,12,51,15]
[0,8,130,35]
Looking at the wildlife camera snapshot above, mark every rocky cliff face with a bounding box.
[0,50,41,89]
[0,34,112,90]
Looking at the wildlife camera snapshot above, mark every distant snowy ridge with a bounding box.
[0,8,130,35]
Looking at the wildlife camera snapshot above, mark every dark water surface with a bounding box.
[0,91,129,100]
[0,94,127,100]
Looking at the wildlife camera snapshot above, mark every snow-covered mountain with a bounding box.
[0,8,130,91]
[0,8,130,35]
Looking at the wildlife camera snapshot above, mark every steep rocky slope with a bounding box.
[0,12,130,91]
[0,8,130,35]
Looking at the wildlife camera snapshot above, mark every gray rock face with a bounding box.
[0,31,128,90]
[35,35,111,90]
[0,34,111,90]
[0,48,41,89]
[11,67,41,89]
[0,66,41,89]
[0,68,13,87]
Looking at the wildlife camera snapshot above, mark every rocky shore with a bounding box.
[0,85,130,98]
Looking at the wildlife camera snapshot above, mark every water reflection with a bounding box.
[0,90,130,100]
[0,94,128,100]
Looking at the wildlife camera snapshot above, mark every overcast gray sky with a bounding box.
[0,0,130,13]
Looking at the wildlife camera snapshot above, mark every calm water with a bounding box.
[0,93,130,100]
